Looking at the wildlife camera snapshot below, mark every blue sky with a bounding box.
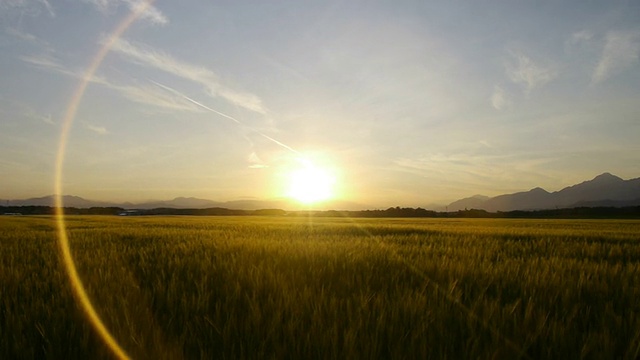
[1,0,639,208]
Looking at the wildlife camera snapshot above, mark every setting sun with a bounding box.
[286,161,336,204]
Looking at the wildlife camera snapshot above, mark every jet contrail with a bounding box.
[150,80,241,125]
[258,133,300,155]
[150,80,300,155]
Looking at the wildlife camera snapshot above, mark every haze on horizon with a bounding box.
[1,0,639,209]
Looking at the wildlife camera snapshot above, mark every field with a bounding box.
[1,215,639,359]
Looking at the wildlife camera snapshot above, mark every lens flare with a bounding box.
[54,2,157,360]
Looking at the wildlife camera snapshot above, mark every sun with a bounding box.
[286,161,336,204]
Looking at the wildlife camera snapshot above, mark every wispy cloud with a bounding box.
[109,38,267,114]
[18,28,268,120]
[21,52,108,83]
[111,83,204,112]
[81,0,167,25]
[20,53,65,72]
[247,152,268,169]
[505,50,557,92]
[5,27,38,42]
[564,30,595,55]
[592,30,640,84]
[150,80,298,155]
[22,107,55,124]
[121,0,165,24]
[39,0,54,17]
[0,0,54,19]
[567,30,594,46]
[84,123,109,135]
[393,150,564,197]
[490,85,510,110]
[109,38,214,83]
[41,113,54,124]
[20,52,203,112]
[31,112,55,125]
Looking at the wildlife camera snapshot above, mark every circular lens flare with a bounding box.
[54,2,156,360]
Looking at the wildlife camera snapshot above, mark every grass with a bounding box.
[1,215,639,359]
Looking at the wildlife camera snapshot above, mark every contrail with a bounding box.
[150,80,300,155]
[150,80,241,125]
[258,133,300,155]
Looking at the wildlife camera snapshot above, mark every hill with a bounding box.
[447,173,640,212]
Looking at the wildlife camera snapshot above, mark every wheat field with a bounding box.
[1,215,639,359]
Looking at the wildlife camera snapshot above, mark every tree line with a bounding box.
[2,205,640,218]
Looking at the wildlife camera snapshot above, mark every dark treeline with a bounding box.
[138,208,287,216]
[2,205,640,219]
[291,206,640,219]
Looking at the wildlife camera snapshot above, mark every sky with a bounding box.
[1,0,639,209]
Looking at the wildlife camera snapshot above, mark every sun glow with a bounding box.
[287,161,336,204]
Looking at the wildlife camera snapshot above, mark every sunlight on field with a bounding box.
[1,216,640,359]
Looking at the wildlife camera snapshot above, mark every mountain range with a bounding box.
[444,173,640,212]
[2,173,639,212]
[0,195,364,211]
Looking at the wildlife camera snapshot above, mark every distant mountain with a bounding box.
[5,173,638,212]
[0,195,367,211]
[447,173,640,212]
[0,195,114,208]
[481,187,552,212]
[0,195,268,210]
[134,197,225,209]
[446,195,490,211]
[553,173,637,206]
